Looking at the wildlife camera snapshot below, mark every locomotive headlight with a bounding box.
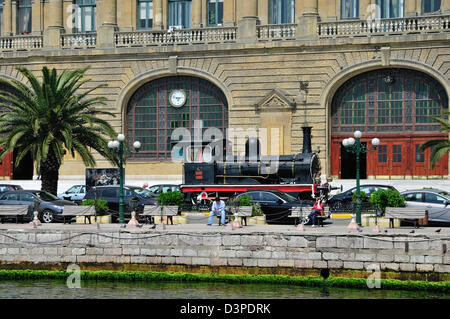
[342,139,349,146]
[353,130,362,139]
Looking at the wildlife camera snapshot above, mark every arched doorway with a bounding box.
[126,76,228,160]
[330,68,448,179]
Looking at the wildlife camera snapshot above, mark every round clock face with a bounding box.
[169,89,186,108]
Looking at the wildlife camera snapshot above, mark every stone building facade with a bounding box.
[0,0,448,181]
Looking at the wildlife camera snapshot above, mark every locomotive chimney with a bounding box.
[302,126,312,154]
[245,137,260,161]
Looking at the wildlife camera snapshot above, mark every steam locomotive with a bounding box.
[179,126,333,208]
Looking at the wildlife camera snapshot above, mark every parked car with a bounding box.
[0,190,77,223]
[84,185,157,222]
[400,189,450,224]
[57,185,86,203]
[327,184,399,212]
[229,190,314,225]
[0,184,23,195]
[146,184,180,199]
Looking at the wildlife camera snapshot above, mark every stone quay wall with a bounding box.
[0,229,449,277]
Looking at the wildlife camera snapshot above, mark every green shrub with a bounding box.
[228,194,252,207]
[352,191,367,202]
[81,199,109,216]
[157,191,184,206]
[369,189,405,214]
[251,203,263,216]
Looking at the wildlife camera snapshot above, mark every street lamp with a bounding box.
[108,134,141,225]
[342,131,380,226]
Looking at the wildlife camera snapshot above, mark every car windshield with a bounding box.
[33,191,59,201]
[133,188,153,198]
[274,192,297,202]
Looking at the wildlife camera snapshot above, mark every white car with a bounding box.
[400,189,450,223]
[57,185,86,204]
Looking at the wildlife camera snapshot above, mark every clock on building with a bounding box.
[169,89,187,107]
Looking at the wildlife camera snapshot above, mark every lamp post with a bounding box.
[108,134,141,225]
[342,131,380,226]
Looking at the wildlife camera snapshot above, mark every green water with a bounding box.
[0,280,448,299]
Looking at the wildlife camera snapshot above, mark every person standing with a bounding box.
[207,197,226,226]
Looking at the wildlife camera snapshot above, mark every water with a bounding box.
[0,279,448,299]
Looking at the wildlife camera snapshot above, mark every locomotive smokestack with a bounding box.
[245,137,260,161]
[302,126,312,154]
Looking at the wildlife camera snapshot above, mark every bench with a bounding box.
[142,205,179,225]
[61,206,96,224]
[290,205,330,227]
[0,205,30,223]
[227,206,252,226]
[385,207,427,228]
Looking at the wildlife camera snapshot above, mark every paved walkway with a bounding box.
[1,221,449,237]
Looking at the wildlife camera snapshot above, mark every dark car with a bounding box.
[327,184,399,212]
[147,184,180,199]
[229,190,313,225]
[84,185,157,222]
[400,189,450,224]
[0,184,23,195]
[0,190,77,223]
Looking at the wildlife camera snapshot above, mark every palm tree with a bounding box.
[0,66,118,195]
[420,109,450,165]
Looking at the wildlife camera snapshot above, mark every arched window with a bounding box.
[331,69,448,134]
[126,76,228,160]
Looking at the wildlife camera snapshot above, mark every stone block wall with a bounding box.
[0,229,449,275]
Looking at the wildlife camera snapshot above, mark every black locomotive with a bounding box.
[183,127,321,186]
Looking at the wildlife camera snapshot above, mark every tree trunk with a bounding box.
[40,148,61,196]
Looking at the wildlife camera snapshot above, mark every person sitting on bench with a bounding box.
[308,198,324,227]
[207,197,226,226]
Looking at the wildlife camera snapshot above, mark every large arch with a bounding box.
[321,60,450,179]
[326,64,449,179]
[124,74,229,161]
[116,67,234,132]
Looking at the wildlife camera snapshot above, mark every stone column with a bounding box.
[11,0,17,34]
[297,0,318,39]
[117,0,134,31]
[237,16,259,43]
[236,0,257,22]
[31,0,42,35]
[295,0,303,22]
[2,0,12,36]
[192,0,202,28]
[405,0,418,17]
[223,0,234,26]
[442,0,450,14]
[258,0,269,25]
[43,0,64,48]
[97,0,117,48]
[360,0,371,20]
[153,0,163,29]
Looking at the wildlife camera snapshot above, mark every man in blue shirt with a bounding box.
[207,197,226,226]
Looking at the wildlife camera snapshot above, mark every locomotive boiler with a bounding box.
[183,127,321,186]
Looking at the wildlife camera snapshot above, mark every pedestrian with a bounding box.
[207,197,226,226]
[308,198,324,227]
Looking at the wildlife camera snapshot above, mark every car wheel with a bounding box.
[40,210,54,223]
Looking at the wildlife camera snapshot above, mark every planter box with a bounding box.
[76,215,111,224]
[361,215,399,228]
